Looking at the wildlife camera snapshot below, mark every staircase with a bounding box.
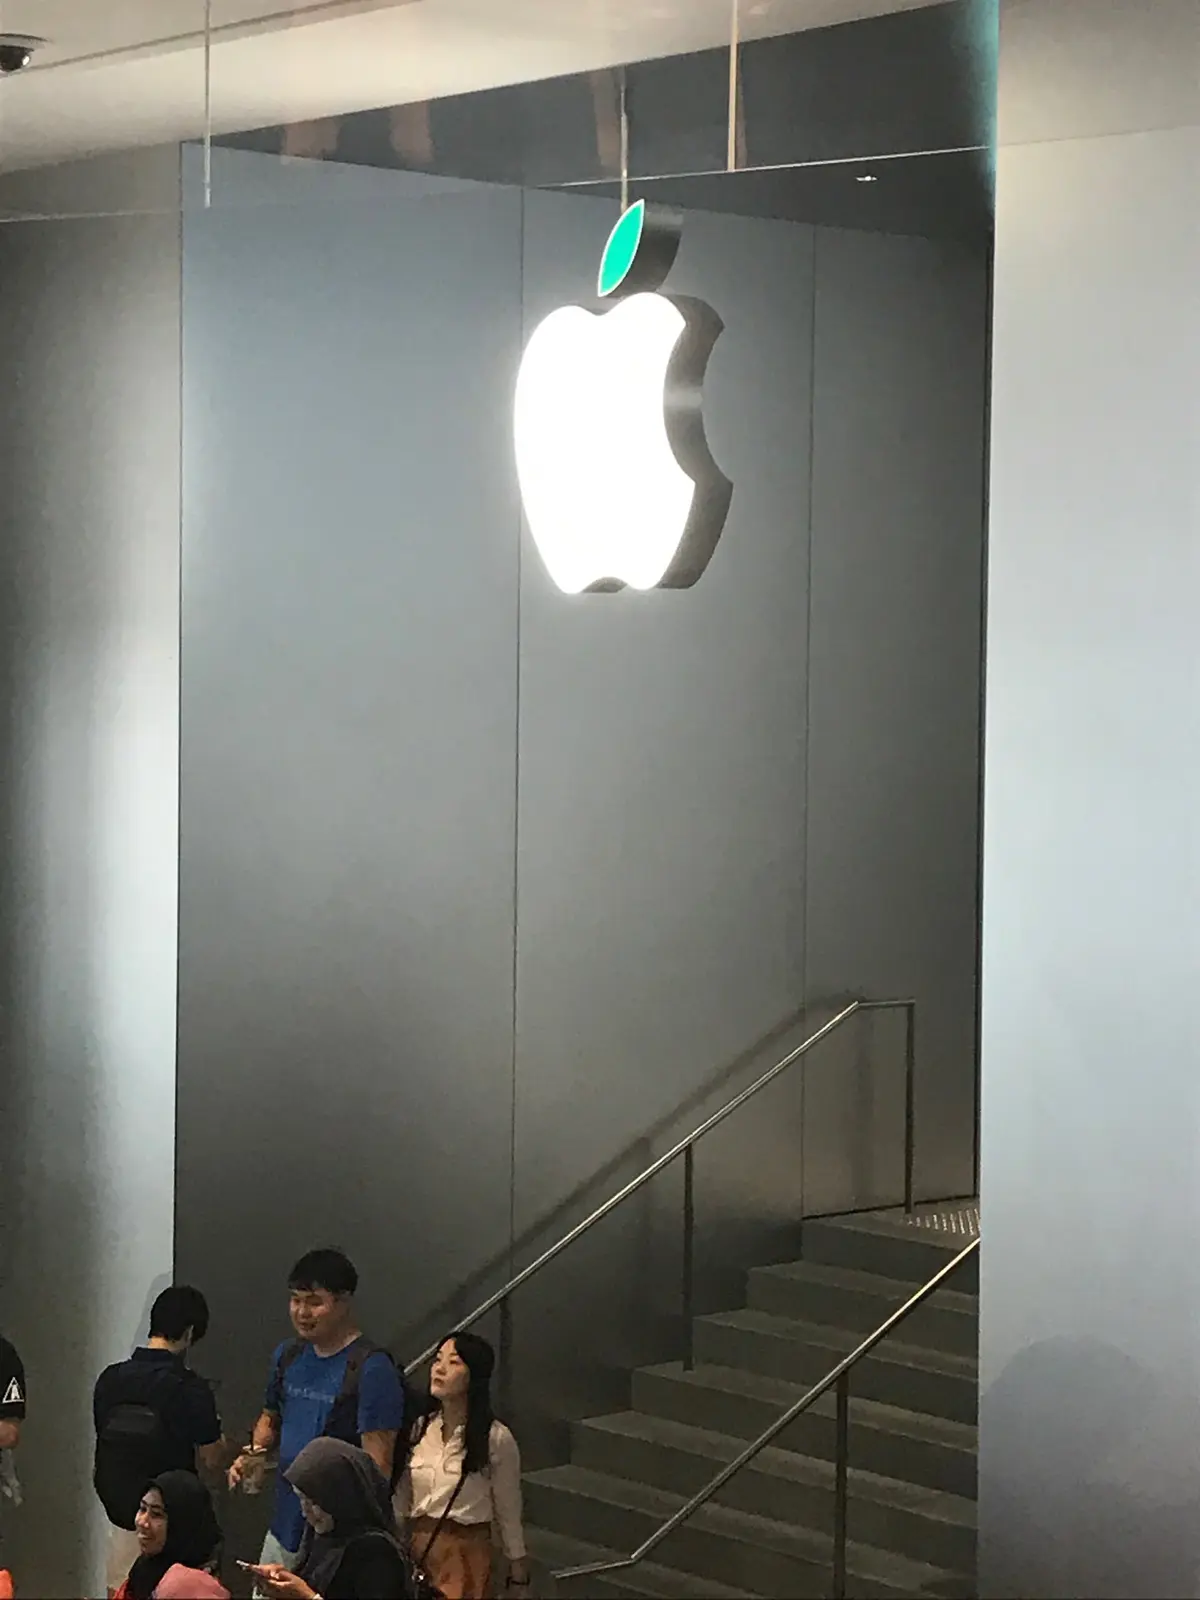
[524,1209,979,1600]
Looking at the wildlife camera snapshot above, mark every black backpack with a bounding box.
[94,1363,191,1528]
[273,1337,419,1488]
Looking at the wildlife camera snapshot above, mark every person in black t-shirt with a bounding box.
[94,1286,226,1598]
[0,1333,27,1588]
[0,1336,24,1455]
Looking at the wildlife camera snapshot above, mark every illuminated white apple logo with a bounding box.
[514,200,732,594]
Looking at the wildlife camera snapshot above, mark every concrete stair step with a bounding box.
[747,1259,978,1358]
[526,1526,757,1600]
[801,1216,979,1292]
[631,1362,977,1499]
[524,1463,971,1599]
[693,1310,978,1424]
[571,1410,976,1575]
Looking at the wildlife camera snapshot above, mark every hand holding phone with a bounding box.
[237,1564,315,1600]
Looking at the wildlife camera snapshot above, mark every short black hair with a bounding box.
[149,1285,210,1344]
[288,1248,358,1297]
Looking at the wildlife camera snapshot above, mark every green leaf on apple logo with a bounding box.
[598,200,646,298]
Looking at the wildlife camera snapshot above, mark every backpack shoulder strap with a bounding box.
[105,1355,189,1415]
[155,1358,192,1408]
[270,1339,305,1408]
[337,1337,383,1403]
[278,1338,305,1374]
[326,1340,409,1484]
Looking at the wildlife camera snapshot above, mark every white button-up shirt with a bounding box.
[397,1415,527,1560]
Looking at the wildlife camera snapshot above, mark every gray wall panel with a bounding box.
[980,17,1200,1589]
[176,150,523,1424]
[0,147,182,1599]
[805,227,988,1211]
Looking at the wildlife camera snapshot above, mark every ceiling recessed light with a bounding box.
[856,174,879,183]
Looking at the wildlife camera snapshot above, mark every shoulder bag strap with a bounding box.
[413,1467,468,1568]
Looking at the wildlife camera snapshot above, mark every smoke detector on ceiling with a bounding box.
[0,34,46,75]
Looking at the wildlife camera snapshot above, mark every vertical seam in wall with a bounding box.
[799,225,819,1237]
[172,143,186,1279]
[972,232,996,1200]
[507,189,526,1281]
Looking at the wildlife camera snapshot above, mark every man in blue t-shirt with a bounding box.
[228,1248,405,1570]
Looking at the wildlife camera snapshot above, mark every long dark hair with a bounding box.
[420,1330,497,1476]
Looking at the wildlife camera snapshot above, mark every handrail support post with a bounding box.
[833,1370,850,1599]
[682,1143,696,1372]
[903,1001,916,1214]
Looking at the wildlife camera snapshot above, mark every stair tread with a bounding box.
[808,1209,977,1245]
[637,1361,977,1453]
[578,1410,976,1528]
[526,1463,968,1591]
[700,1308,978,1378]
[754,1258,978,1314]
[526,1526,758,1598]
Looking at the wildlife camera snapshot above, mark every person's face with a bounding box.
[289,1285,345,1342]
[430,1340,470,1402]
[135,1487,168,1558]
[298,1492,334,1535]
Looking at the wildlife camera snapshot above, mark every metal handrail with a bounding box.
[555,1234,980,1592]
[405,995,916,1376]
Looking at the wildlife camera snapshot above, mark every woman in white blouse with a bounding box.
[397,1332,530,1600]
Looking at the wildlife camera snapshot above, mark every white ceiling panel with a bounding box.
[0,0,945,172]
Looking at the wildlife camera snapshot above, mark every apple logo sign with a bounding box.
[514,199,732,594]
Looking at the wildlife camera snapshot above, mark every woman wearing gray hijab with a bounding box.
[250,1438,408,1600]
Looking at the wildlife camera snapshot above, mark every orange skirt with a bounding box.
[409,1516,494,1600]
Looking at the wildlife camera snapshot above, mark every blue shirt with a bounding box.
[263,1339,405,1553]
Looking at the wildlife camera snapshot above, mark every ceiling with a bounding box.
[0,0,946,171]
